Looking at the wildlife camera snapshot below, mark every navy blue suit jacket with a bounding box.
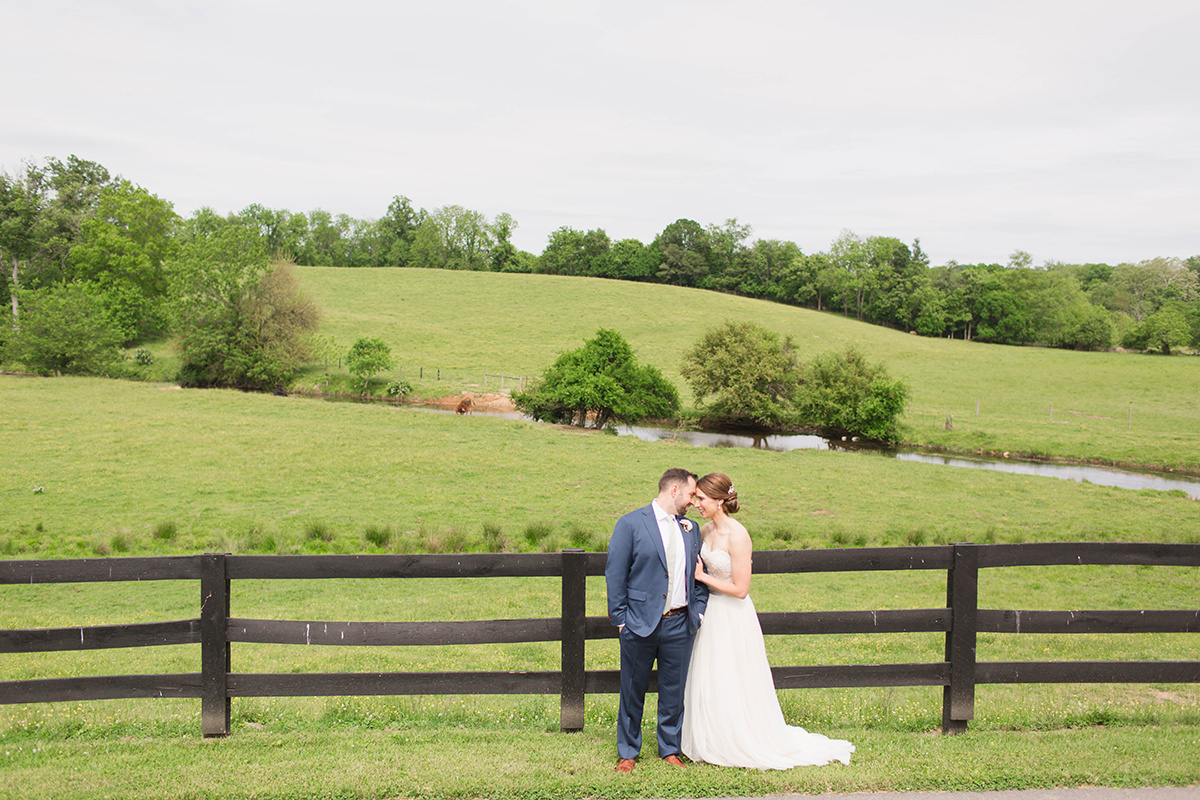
[605,504,709,637]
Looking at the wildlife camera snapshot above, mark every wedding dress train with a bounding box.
[682,544,855,769]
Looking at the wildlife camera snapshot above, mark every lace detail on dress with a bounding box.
[701,543,733,582]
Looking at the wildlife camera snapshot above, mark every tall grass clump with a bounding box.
[523,521,553,547]
[305,521,335,543]
[363,524,392,548]
[152,520,178,541]
[481,522,508,552]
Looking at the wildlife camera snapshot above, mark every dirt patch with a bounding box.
[428,392,517,413]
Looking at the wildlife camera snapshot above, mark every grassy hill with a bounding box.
[3,269,1199,799]
[297,267,1200,473]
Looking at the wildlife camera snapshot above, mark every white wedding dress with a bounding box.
[682,543,855,769]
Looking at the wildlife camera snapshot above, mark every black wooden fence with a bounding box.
[2,543,1198,737]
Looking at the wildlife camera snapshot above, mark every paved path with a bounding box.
[691,789,1200,800]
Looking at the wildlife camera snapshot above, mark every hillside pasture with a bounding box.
[296,267,1200,473]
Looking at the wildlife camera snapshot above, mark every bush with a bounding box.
[794,346,910,443]
[385,380,413,398]
[514,328,678,428]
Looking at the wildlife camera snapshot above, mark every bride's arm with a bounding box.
[693,527,752,598]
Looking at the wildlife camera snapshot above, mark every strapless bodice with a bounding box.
[701,543,733,582]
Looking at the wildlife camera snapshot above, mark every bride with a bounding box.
[682,472,855,769]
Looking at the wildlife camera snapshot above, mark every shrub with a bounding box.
[514,328,678,428]
[385,380,412,398]
[794,346,910,443]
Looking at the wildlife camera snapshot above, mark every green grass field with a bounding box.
[288,267,1200,473]
[3,268,1199,798]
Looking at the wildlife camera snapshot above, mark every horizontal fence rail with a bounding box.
[2,543,1197,737]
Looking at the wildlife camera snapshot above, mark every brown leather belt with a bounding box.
[662,606,687,618]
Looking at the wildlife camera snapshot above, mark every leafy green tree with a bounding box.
[681,321,800,426]
[346,336,394,394]
[1123,305,1191,355]
[34,156,112,282]
[703,218,752,292]
[1113,257,1199,321]
[4,282,123,375]
[68,179,178,341]
[0,163,48,326]
[409,205,493,271]
[167,217,319,389]
[1058,304,1114,351]
[489,212,520,272]
[609,238,656,281]
[380,195,424,266]
[514,329,678,429]
[794,347,910,442]
[653,219,710,287]
[538,226,612,276]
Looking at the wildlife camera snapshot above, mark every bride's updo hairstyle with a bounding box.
[698,472,739,514]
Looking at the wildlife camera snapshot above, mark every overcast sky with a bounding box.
[3,1,1198,266]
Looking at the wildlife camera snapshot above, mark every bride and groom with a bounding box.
[605,468,855,772]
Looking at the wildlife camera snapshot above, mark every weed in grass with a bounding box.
[421,527,446,554]
[152,520,178,541]
[539,534,566,553]
[905,529,927,546]
[305,521,335,543]
[567,525,594,550]
[363,524,392,548]
[524,521,553,546]
[35,521,44,532]
[767,524,795,542]
[110,531,131,552]
[481,522,508,552]
[828,529,849,547]
[392,529,421,553]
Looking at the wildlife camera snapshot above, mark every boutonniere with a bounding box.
[679,518,694,532]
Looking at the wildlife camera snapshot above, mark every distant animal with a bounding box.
[455,397,473,415]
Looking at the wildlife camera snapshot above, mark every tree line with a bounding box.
[3,154,1199,381]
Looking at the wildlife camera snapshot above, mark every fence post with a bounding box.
[200,553,230,737]
[560,549,587,732]
[942,543,978,734]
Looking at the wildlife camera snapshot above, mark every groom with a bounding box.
[605,468,709,772]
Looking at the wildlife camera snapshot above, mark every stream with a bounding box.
[413,406,1200,499]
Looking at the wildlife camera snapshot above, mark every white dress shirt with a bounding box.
[652,499,688,611]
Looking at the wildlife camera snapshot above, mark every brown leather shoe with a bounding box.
[615,758,636,773]
[662,754,687,768]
